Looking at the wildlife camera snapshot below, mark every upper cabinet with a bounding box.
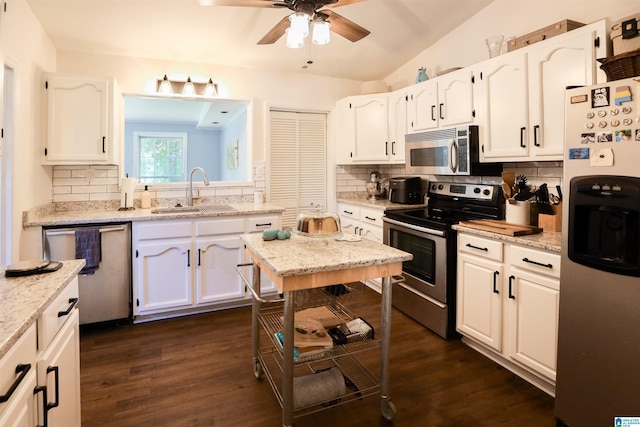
[407,68,475,133]
[44,74,122,165]
[335,92,406,165]
[477,20,607,162]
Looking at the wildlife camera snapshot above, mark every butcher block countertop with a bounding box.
[453,222,561,253]
[0,259,85,359]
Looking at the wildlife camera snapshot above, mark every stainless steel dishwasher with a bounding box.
[43,222,132,325]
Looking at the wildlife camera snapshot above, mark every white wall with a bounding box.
[55,51,362,168]
[385,0,640,90]
[1,0,57,261]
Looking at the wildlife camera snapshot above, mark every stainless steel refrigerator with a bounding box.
[556,77,640,426]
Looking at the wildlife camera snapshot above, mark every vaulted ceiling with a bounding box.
[27,0,494,82]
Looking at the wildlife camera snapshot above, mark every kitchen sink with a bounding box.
[151,204,237,214]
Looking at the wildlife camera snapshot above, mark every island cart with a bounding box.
[237,233,412,427]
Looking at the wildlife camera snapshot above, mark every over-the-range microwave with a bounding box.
[405,125,502,176]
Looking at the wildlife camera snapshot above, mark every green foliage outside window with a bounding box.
[138,136,185,183]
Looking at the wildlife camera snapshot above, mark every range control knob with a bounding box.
[473,187,481,194]
[483,189,491,196]
[438,184,444,190]
[431,184,437,190]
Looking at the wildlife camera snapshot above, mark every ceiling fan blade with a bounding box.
[322,9,370,42]
[200,0,285,7]
[324,0,365,8]
[257,15,291,44]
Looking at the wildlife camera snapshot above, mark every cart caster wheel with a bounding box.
[253,360,263,379]
[380,399,396,421]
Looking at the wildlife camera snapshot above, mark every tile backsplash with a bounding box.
[336,161,563,198]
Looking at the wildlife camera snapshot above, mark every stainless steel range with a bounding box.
[383,182,504,339]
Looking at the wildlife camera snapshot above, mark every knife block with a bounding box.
[538,202,562,232]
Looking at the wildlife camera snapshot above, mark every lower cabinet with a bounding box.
[132,214,281,321]
[456,232,560,395]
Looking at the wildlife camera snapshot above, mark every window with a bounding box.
[134,132,187,183]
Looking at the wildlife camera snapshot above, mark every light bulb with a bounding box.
[204,78,217,97]
[286,28,304,49]
[288,12,309,38]
[159,74,172,94]
[182,77,196,96]
[312,20,331,45]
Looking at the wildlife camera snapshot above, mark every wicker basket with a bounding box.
[598,48,640,81]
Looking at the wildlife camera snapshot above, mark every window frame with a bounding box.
[133,131,188,183]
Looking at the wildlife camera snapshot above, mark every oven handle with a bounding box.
[383,217,446,237]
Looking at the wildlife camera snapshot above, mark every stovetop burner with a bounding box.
[384,182,504,230]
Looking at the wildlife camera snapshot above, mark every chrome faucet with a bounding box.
[187,167,210,206]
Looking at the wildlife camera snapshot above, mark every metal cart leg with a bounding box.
[379,275,396,421]
[282,291,295,427]
[251,263,263,379]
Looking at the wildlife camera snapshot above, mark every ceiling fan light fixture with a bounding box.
[312,20,331,45]
[286,28,304,49]
[288,12,310,38]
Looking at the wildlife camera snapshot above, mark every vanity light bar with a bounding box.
[156,75,218,98]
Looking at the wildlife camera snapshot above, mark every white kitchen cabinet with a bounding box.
[0,325,37,427]
[246,214,281,294]
[0,370,37,427]
[334,91,407,164]
[456,232,560,394]
[478,20,606,162]
[36,277,81,427]
[407,68,475,134]
[44,73,122,165]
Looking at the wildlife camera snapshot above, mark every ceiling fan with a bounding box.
[207,0,370,45]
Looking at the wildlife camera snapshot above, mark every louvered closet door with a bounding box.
[269,111,327,229]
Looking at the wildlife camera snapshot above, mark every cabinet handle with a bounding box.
[522,257,553,269]
[256,222,272,227]
[364,216,376,221]
[493,271,500,294]
[392,141,396,155]
[198,249,201,266]
[34,384,48,427]
[57,297,78,318]
[102,136,106,153]
[354,226,359,234]
[533,125,540,147]
[187,249,191,267]
[439,103,444,120]
[343,210,353,215]
[46,366,60,411]
[431,105,436,121]
[0,363,31,403]
[508,275,516,299]
[385,141,388,155]
[520,127,526,148]
[465,243,488,252]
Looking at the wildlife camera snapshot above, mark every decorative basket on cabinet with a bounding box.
[598,48,640,81]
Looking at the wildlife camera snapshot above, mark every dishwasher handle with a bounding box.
[44,225,126,236]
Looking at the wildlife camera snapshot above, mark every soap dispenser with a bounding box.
[141,185,151,209]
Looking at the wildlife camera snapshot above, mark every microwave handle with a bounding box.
[449,140,458,173]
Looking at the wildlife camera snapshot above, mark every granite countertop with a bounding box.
[336,198,427,211]
[241,233,412,278]
[0,259,85,359]
[24,202,285,227]
[453,224,562,253]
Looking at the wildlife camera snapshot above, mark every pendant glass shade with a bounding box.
[312,20,331,45]
[288,12,309,38]
[286,28,304,49]
[204,78,217,97]
[182,77,196,96]
[159,74,172,94]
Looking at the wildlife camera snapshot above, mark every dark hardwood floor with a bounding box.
[80,285,555,427]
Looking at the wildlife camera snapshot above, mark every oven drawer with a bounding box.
[510,245,561,278]
[459,234,503,262]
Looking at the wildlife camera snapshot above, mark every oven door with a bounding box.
[383,217,448,303]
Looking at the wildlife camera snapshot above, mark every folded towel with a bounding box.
[75,228,101,275]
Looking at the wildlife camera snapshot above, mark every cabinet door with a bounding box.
[37,309,81,427]
[333,99,355,164]
[527,29,600,160]
[0,371,37,427]
[195,235,246,304]
[351,95,390,162]
[407,80,439,132]
[438,68,475,127]
[456,253,504,351]
[506,270,559,381]
[133,239,193,314]
[45,75,111,164]
[387,90,407,162]
[477,53,529,160]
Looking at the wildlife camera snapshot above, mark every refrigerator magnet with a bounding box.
[569,147,590,160]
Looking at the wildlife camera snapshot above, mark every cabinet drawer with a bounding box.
[337,203,360,219]
[38,277,79,351]
[247,215,280,233]
[510,245,561,278]
[360,207,384,227]
[196,218,245,236]
[0,324,36,414]
[459,234,503,262]
[136,221,192,240]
